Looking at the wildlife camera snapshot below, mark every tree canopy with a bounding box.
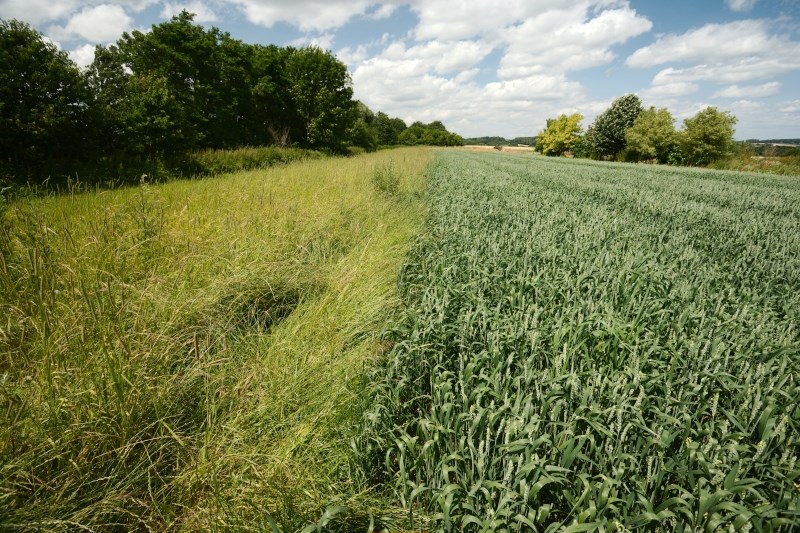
[679,107,737,166]
[625,107,677,164]
[586,94,642,160]
[0,19,90,168]
[535,113,583,156]
[1,13,461,182]
[398,121,464,146]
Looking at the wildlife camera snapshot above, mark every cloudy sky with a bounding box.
[3,0,799,139]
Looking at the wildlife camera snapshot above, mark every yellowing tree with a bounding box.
[535,113,583,156]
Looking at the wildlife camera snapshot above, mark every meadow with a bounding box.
[0,148,430,531]
[362,151,800,531]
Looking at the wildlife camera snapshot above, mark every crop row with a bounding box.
[361,152,800,531]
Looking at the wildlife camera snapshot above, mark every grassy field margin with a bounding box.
[0,147,430,531]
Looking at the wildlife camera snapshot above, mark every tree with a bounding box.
[0,19,90,170]
[374,112,406,145]
[679,107,737,166]
[347,101,378,151]
[283,46,357,152]
[625,107,677,163]
[398,122,463,146]
[588,94,642,160]
[535,113,583,156]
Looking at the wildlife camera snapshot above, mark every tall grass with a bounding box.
[0,147,430,531]
[362,152,800,530]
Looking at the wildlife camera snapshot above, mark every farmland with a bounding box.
[1,148,799,531]
[362,151,800,530]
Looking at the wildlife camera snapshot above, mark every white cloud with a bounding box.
[498,6,651,78]
[228,0,372,32]
[627,20,783,68]
[289,33,336,50]
[47,4,133,43]
[640,82,699,98]
[652,54,800,85]
[1,0,155,25]
[345,1,653,137]
[69,43,97,69]
[781,100,800,113]
[336,45,370,67]
[726,0,757,11]
[712,81,781,99]
[161,1,218,22]
[0,0,83,25]
[368,4,397,20]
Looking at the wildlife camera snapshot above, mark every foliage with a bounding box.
[283,46,357,153]
[347,101,379,152]
[587,93,642,159]
[0,19,90,171]
[374,112,408,146]
[0,148,431,531]
[362,151,800,530]
[680,106,738,166]
[535,113,583,156]
[398,121,464,146]
[2,13,368,182]
[625,106,677,163]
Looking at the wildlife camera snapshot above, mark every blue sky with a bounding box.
[3,0,799,139]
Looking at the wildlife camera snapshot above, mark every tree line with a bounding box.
[535,94,738,166]
[0,14,461,184]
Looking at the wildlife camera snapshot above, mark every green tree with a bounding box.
[251,44,296,147]
[374,112,406,145]
[588,94,642,159]
[398,122,463,146]
[535,113,583,156]
[625,106,677,163]
[347,101,378,151]
[0,19,90,171]
[679,107,737,166]
[284,46,357,152]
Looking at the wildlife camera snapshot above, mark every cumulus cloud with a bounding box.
[344,1,653,137]
[228,0,373,32]
[626,20,783,68]
[712,81,781,99]
[726,0,757,11]
[640,82,699,99]
[48,4,133,43]
[69,43,97,69]
[161,1,219,22]
[289,32,336,50]
[652,53,800,85]
[2,0,155,25]
[499,6,651,79]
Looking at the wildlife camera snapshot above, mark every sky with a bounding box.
[2,0,799,140]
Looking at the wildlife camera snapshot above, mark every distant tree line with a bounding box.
[464,136,537,146]
[0,14,461,184]
[535,94,739,167]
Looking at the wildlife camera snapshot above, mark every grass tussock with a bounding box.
[0,147,431,531]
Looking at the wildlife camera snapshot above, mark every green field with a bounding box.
[1,149,799,531]
[362,151,800,531]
